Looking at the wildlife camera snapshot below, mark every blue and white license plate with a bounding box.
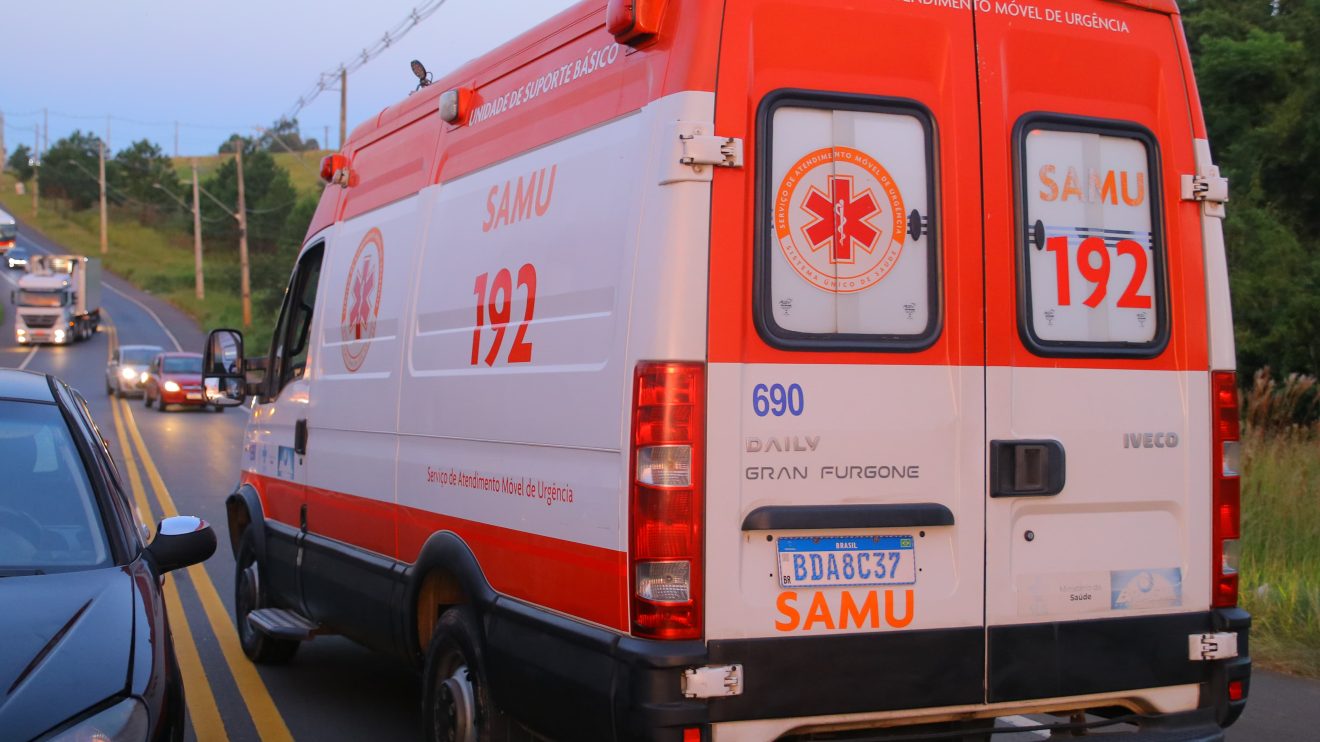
[777,535,916,589]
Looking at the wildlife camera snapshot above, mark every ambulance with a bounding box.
[204,0,1250,739]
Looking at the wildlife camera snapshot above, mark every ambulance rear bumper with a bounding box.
[483,600,1249,742]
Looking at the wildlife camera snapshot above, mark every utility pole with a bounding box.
[191,159,204,300]
[339,67,347,150]
[106,115,112,152]
[324,125,329,152]
[99,140,108,254]
[0,111,6,170]
[42,109,47,154]
[235,142,251,328]
[174,122,179,158]
[32,125,39,217]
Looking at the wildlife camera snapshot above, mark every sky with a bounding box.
[0,0,578,159]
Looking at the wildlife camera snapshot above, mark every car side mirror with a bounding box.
[203,328,247,407]
[146,516,216,574]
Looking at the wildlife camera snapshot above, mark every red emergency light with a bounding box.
[319,153,349,185]
[607,0,668,46]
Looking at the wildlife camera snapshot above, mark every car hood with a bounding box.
[0,567,135,739]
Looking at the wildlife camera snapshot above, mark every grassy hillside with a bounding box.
[172,150,329,200]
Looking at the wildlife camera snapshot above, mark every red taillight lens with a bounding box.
[1211,371,1241,608]
[630,361,704,640]
[319,153,348,184]
[1228,679,1245,702]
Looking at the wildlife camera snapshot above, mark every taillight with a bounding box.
[630,361,704,640]
[1211,371,1241,608]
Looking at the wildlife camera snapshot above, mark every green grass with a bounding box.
[1239,429,1320,677]
[172,151,329,200]
[0,171,274,352]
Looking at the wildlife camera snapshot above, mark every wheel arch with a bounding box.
[404,531,498,659]
[225,482,266,560]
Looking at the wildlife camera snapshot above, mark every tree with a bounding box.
[39,131,103,210]
[109,139,182,220]
[1183,0,1320,379]
[199,145,298,252]
[7,145,34,182]
[257,117,319,153]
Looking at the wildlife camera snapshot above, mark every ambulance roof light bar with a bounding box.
[606,0,668,46]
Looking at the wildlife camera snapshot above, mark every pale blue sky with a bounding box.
[0,1,577,157]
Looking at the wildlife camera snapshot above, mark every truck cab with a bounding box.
[14,255,101,345]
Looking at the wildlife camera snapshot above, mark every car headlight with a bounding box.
[39,697,149,742]
[53,329,66,342]
[140,372,149,384]
[121,367,138,380]
[163,380,181,393]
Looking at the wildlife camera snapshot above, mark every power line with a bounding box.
[284,0,448,121]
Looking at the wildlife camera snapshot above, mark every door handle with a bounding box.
[990,440,1065,497]
[741,503,954,531]
[294,419,308,456]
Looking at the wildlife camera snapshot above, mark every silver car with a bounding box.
[105,344,164,398]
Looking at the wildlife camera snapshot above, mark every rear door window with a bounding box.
[758,92,939,351]
[1017,116,1167,355]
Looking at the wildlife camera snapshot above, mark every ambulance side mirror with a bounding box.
[202,328,248,407]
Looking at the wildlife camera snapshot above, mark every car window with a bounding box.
[1016,116,1167,356]
[757,92,940,350]
[0,400,112,574]
[66,387,143,552]
[271,244,325,395]
[120,348,161,366]
[162,356,203,374]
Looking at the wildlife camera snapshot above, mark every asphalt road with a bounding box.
[1,220,1316,741]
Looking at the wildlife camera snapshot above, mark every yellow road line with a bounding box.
[119,399,296,742]
[108,381,228,742]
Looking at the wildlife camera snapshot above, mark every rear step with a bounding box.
[247,608,322,641]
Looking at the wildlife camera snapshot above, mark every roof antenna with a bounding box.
[410,59,433,92]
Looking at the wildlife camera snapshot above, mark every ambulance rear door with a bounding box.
[704,0,987,717]
[975,0,1213,705]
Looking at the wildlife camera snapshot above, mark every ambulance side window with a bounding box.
[1016,115,1168,356]
[756,91,940,351]
[270,244,325,396]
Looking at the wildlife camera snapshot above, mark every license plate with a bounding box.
[186,392,202,400]
[777,535,916,589]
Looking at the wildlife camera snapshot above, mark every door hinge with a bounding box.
[680,130,743,169]
[1189,632,1239,661]
[661,122,743,185]
[1181,168,1229,219]
[681,664,743,698]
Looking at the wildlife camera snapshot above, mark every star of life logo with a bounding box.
[340,228,383,372]
[774,147,907,293]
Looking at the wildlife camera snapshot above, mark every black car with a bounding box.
[0,369,216,741]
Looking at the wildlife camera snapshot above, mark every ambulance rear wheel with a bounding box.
[234,533,299,664]
[423,606,517,742]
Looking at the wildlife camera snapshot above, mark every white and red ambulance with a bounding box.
[205,0,1250,739]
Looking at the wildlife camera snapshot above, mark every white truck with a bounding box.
[14,254,102,344]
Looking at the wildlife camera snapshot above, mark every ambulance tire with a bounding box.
[234,533,300,664]
[423,606,523,742]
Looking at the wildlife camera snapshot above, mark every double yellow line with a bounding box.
[104,320,294,742]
